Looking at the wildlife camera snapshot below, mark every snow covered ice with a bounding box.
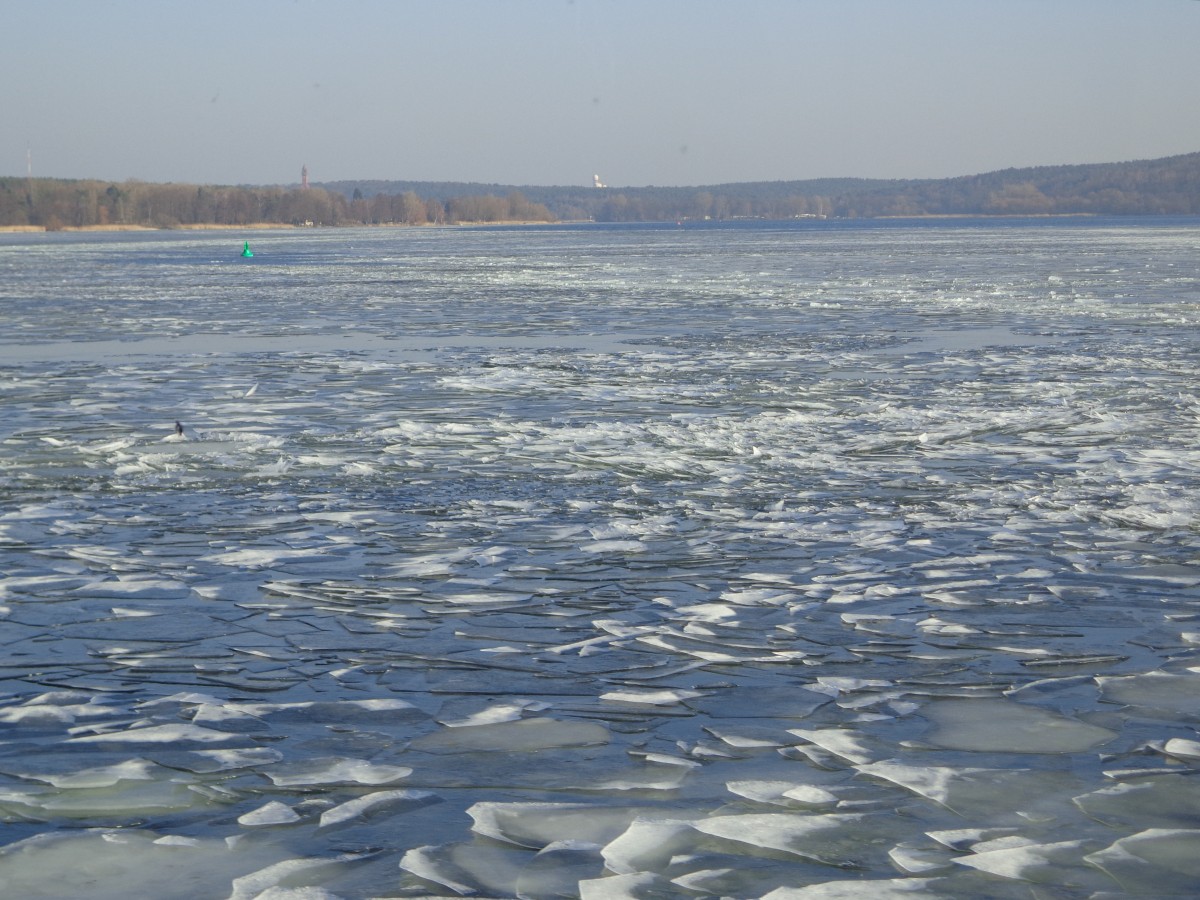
[1,218,1199,897]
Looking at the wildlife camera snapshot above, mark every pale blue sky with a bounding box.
[5,0,1199,187]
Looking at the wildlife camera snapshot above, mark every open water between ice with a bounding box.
[1,218,1199,898]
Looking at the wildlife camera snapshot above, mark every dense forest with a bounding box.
[3,151,1198,230]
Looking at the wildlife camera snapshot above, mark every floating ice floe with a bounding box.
[760,879,940,899]
[952,838,1098,883]
[693,812,881,867]
[788,728,879,764]
[264,759,413,787]
[468,802,649,850]
[238,800,302,827]
[1097,671,1200,717]
[1084,828,1200,894]
[411,717,610,753]
[601,817,701,875]
[917,699,1116,753]
[600,687,706,706]
[1073,778,1200,829]
[725,780,839,808]
[0,829,282,899]
[318,789,437,827]
[228,854,363,900]
[68,723,241,745]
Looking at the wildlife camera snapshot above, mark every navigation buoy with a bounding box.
[241,241,254,258]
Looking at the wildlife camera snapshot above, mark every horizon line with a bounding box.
[5,148,1199,193]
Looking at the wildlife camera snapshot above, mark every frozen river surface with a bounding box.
[1,219,1199,898]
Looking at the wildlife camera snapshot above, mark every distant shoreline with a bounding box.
[5,152,1198,227]
[5,211,1191,237]
[0,220,561,234]
[0,222,296,234]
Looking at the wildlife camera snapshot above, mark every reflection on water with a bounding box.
[1,221,1199,897]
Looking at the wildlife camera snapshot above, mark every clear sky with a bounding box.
[5,0,1200,188]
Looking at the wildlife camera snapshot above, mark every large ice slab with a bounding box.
[917,699,1116,753]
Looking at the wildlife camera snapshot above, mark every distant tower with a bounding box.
[593,174,606,189]
[301,164,310,190]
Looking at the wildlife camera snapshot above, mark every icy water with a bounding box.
[1,218,1199,899]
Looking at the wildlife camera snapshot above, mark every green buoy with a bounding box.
[241,241,254,258]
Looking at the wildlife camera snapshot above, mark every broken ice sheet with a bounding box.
[0,676,123,718]
[600,687,707,705]
[667,859,853,899]
[318,788,438,827]
[238,800,301,827]
[1159,737,1200,760]
[1097,670,1200,717]
[231,697,429,725]
[704,725,789,749]
[917,698,1116,753]
[435,698,549,727]
[5,213,1200,897]
[684,685,830,720]
[600,817,702,876]
[146,747,284,774]
[468,802,652,850]
[262,758,412,787]
[0,828,293,900]
[515,840,607,900]
[760,878,942,898]
[888,842,958,875]
[67,723,244,745]
[4,757,160,789]
[0,779,226,821]
[855,760,1078,817]
[693,812,898,868]
[579,871,681,899]
[725,780,839,808]
[788,728,880,765]
[952,838,1113,890]
[1073,777,1200,829]
[227,853,366,900]
[409,717,610,753]
[1084,828,1200,895]
[399,840,533,897]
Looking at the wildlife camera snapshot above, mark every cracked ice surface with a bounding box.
[1,220,1199,897]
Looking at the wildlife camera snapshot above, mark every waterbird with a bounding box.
[175,421,184,436]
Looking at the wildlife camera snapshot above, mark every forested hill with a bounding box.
[3,152,1198,230]
[323,151,1200,222]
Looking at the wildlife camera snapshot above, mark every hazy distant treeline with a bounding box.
[0,179,555,230]
[329,151,1200,222]
[4,151,1198,230]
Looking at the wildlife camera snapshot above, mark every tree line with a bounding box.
[328,151,1200,222]
[4,150,1198,230]
[0,179,555,230]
